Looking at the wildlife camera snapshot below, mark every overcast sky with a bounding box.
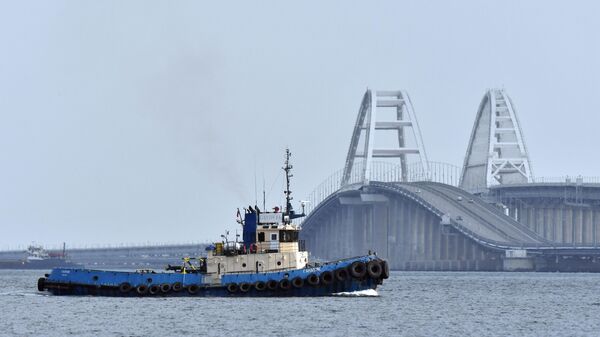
[1,1,599,249]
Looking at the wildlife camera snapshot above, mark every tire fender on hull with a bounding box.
[292,277,304,288]
[148,284,160,295]
[367,261,382,279]
[267,280,278,291]
[172,282,183,292]
[279,279,291,291]
[118,282,132,293]
[187,284,200,295]
[136,285,148,295]
[37,278,46,292]
[320,271,334,285]
[160,283,171,293]
[307,274,319,286]
[349,261,367,279]
[239,283,251,293]
[381,260,390,279]
[334,268,349,282]
[227,283,238,293]
[254,281,266,291]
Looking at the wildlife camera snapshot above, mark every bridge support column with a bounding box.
[503,250,534,271]
[405,201,413,269]
[565,207,573,243]
[343,206,352,257]
[584,208,593,244]
[572,208,579,243]
[553,208,561,242]
[592,209,600,245]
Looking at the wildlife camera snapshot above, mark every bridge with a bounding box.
[300,89,600,272]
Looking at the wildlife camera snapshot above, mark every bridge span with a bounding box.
[300,181,600,272]
[300,88,600,272]
[489,182,600,245]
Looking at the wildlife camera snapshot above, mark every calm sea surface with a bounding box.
[1,270,600,337]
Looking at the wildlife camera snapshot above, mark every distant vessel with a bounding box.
[38,149,388,297]
[0,244,81,270]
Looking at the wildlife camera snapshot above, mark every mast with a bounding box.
[283,148,294,217]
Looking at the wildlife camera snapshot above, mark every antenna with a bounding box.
[283,148,294,218]
[262,170,266,211]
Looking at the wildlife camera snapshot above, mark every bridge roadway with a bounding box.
[303,181,600,261]
[393,182,545,246]
[370,181,600,255]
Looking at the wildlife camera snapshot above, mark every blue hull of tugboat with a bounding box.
[39,255,386,297]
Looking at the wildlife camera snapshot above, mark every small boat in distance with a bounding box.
[0,244,80,270]
[37,149,388,297]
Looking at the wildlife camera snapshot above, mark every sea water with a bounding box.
[1,270,600,337]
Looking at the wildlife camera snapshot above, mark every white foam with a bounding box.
[332,288,379,297]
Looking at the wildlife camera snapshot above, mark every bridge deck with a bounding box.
[304,181,600,255]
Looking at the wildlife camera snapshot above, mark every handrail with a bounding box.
[303,161,460,216]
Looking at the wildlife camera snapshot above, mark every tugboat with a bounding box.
[37,149,388,297]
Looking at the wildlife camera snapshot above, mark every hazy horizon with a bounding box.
[1,1,599,249]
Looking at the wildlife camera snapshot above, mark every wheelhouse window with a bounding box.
[271,233,278,241]
[279,230,299,242]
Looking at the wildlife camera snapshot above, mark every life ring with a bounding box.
[254,281,266,291]
[37,278,46,292]
[136,285,148,295]
[187,284,200,294]
[239,283,251,293]
[381,260,390,279]
[292,277,304,288]
[367,260,382,279]
[349,261,367,279]
[279,279,291,291]
[118,282,132,293]
[160,283,171,293]
[334,268,349,282]
[266,280,278,291]
[227,283,238,293]
[320,271,333,285]
[172,282,183,292]
[148,284,160,295]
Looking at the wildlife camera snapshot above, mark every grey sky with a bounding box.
[1,1,599,248]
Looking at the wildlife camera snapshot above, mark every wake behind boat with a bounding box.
[37,149,388,297]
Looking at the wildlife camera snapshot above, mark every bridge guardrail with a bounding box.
[303,161,460,217]
[530,176,600,184]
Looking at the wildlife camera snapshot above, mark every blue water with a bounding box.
[1,270,600,336]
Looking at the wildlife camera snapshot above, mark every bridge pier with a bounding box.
[302,188,508,271]
[502,250,535,271]
[302,181,600,272]
[491,185,600,245]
